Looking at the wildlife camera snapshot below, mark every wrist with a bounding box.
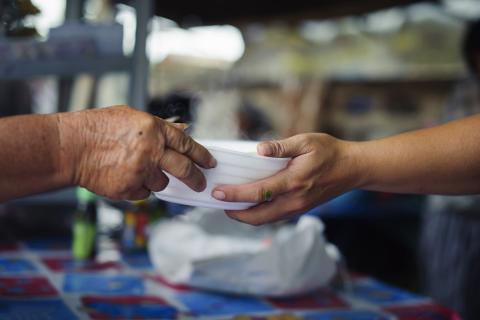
[338,140,371,190]
[56,111,88,186]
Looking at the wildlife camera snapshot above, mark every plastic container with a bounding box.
[153,140,290,210]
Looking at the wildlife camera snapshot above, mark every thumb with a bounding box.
[257,136,305,158]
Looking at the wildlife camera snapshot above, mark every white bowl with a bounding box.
[153,140,290,210]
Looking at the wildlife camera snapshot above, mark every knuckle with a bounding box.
[168,129,184,148]
[305,133,316,143]
[270,142,281,155]
[139,115,156,132]
[301,135,314,149]
[177,160,194,179]
[255,188,266,203]
[276,143,286,156]
[287,175,303,191]
[112,105,131,113]
[289,174,313,191]
[114,185,131,197]
[290,177,303,190]
[294,134,314,152]
[178,136,194,154]
[303,179,315,192]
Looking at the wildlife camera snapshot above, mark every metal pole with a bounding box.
[129,0,153,110]
[59,0,84,112]
[65,0,83,21]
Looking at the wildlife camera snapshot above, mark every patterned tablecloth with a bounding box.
[0,238,460,320]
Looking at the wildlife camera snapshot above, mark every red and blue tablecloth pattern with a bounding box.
[0,238,461,319]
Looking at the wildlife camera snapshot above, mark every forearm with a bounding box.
[352,114,480,195]
[0,113,75,202]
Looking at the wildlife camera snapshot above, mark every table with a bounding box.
[0,238,460,319]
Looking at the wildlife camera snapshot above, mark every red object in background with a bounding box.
[135,211,149,248]
[266,288,348,309]
[42,257,122,273]
[81,295,176,320]
[0,276,58,297]
[82,295,170,305]
[384,303,462,320]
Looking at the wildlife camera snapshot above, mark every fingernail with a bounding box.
[212,190,226,200]
[209,157,217,168]
[258,143,273,156]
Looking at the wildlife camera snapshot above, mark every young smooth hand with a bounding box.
[212,133,362,225]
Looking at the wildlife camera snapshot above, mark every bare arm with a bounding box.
[355,114,480,194]
[0,106,216,203]
[212,115,480,225]
[0,113,68,201]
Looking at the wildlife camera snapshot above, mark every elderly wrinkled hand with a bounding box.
[212,133,361,225]
[59,105,216,200]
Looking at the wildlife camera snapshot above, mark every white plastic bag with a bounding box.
[148,208,337,296]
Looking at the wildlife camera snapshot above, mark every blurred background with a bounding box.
[1,0,480,318]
